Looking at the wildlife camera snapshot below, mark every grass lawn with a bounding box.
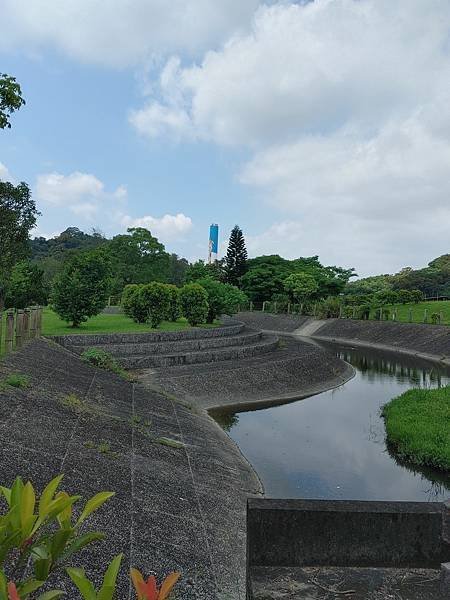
[382,386,450,471]
[0,308,219,355]
[371,300,450,325]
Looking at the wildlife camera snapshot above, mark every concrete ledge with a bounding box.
[247,498,450,570]
[65,329,263,357]
[51,320,244,347]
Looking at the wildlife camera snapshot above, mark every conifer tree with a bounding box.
[225,225,248,287]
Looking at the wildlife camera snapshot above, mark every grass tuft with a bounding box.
[81,348,129,379]
[382,385,450,471]
[1,373,31,389]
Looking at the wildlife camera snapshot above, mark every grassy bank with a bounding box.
[377,300,450,325]
[382,386,450,471]
[0,308,219,356]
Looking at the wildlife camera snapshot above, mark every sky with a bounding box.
[0,0,449,277]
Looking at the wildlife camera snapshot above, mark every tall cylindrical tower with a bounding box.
[208,223,219,263]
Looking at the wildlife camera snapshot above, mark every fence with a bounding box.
[0,306,44,356]
[240,301,449,325]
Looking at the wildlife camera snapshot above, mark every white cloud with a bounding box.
[132,0,450,273]
[36,171,127,220]
[0,0,262,67]
[0,162,14,182]
[121,212,193,241]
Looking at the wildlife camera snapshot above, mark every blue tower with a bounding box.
[208,224,219,263]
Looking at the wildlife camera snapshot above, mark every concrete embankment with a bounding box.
[0,323,354,599]
[236,312,450,364]
[0,338,261,599]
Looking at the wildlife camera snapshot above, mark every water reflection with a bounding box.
[215,342,450,502]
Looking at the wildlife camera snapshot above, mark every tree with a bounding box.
[224,225,248,286]
[185,259,225,283]
[397,289,413,304]
[165,284,181,322]
[0,73,25,129]
[51,250,111,327]
[4,261,47,309]
[105,228,170,294]
[284,272,319,304]
[179,284,209,326]
[0,181,39,307]
[138,282,171,328]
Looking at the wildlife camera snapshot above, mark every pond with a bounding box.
[214,341,450,502]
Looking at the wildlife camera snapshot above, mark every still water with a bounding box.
[214,342,450,502]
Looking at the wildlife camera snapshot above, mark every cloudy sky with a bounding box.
[1,0,449,276]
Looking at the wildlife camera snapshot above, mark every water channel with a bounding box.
[214,341,450,502]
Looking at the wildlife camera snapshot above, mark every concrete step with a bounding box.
[67,328,262,357]
[52,321,245,348]
[120,334,280,368]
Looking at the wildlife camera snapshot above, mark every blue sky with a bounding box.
[1,0,449,276]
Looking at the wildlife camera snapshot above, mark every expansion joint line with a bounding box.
[128,382,136,600]
[169,398,219,592]
[59,372,97,473]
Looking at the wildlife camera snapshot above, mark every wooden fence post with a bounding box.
[274,302,277,314]
[423,308,428,323]
[262,301,266,312]
[15,310,24,348]
[408,308,413,323]
[23,308,31,343]
[30,307,37,339]
[37,307,43,337]
[440,311,443,325]
[352,307,356,319]
[250,301,253,312]
[6,311,14,353]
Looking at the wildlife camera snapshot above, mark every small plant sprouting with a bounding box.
[1,373,30,389]
[155,437,184,449]
[84,440,96,449]
[81,348,129,379]
[61,393,87,414]
[98,440,111,454]
[130,414,142,425]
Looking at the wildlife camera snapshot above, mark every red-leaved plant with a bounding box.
[130,569,180,600]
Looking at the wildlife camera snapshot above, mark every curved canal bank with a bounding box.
[217,341,450,503]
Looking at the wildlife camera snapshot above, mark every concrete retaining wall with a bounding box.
[313,319,450,360]
[233,312,310,333]
[51,321,244,347]
[247,498,450,569]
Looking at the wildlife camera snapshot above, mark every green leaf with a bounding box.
[17,578,44,596]
[61,532,105,563]
[39,475,64,518]
[66,568,96,600]
[49,528,73,562]
[97,586,115,600]
[0,486,11,506]
[76,492,115,527]
[36,591,65,600]
[101,553,123,591]
[20,482,36,529]
[0,569,8,600]
[34,557,51,581]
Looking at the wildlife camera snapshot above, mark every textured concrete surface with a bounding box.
[249,566,443,599]
[0,339,262,599]
[142,336,353,411]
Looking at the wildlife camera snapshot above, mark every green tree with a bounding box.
[51,250,111,327]
[0,181,39,308]
[284,272,319,303]
[224,225,248,286]
[138,282,171,328]
[0,73,25,129]
[5,261,47,309]
[397,289,413,304]
[179,283,209,326]
[105,228,170,294]
[186,259,225,283]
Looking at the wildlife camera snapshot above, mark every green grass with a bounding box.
[382,386,450,471]
[0,373,31,390]
[371,300,450,325]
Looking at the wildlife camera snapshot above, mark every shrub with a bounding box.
[431,312,441,324]
[0,475,114,598]
[315,296,341,319]
[121,284,140,317]
[411,289,424,304]
[179,283,209,326]
[140,282,171,328]
[165,284,181,322]
[81,348,128,378]
[355,304,371,320]
[2,372,30,388]
[196,278,247,322]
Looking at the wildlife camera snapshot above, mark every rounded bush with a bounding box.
[121,284,140,317]
[179,283,209,326]
[165,284,181,322]
[139,282,171,328]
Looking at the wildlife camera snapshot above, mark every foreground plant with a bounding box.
[0,476,114,599]
[130,569,180,600]
[66,554,123,600]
